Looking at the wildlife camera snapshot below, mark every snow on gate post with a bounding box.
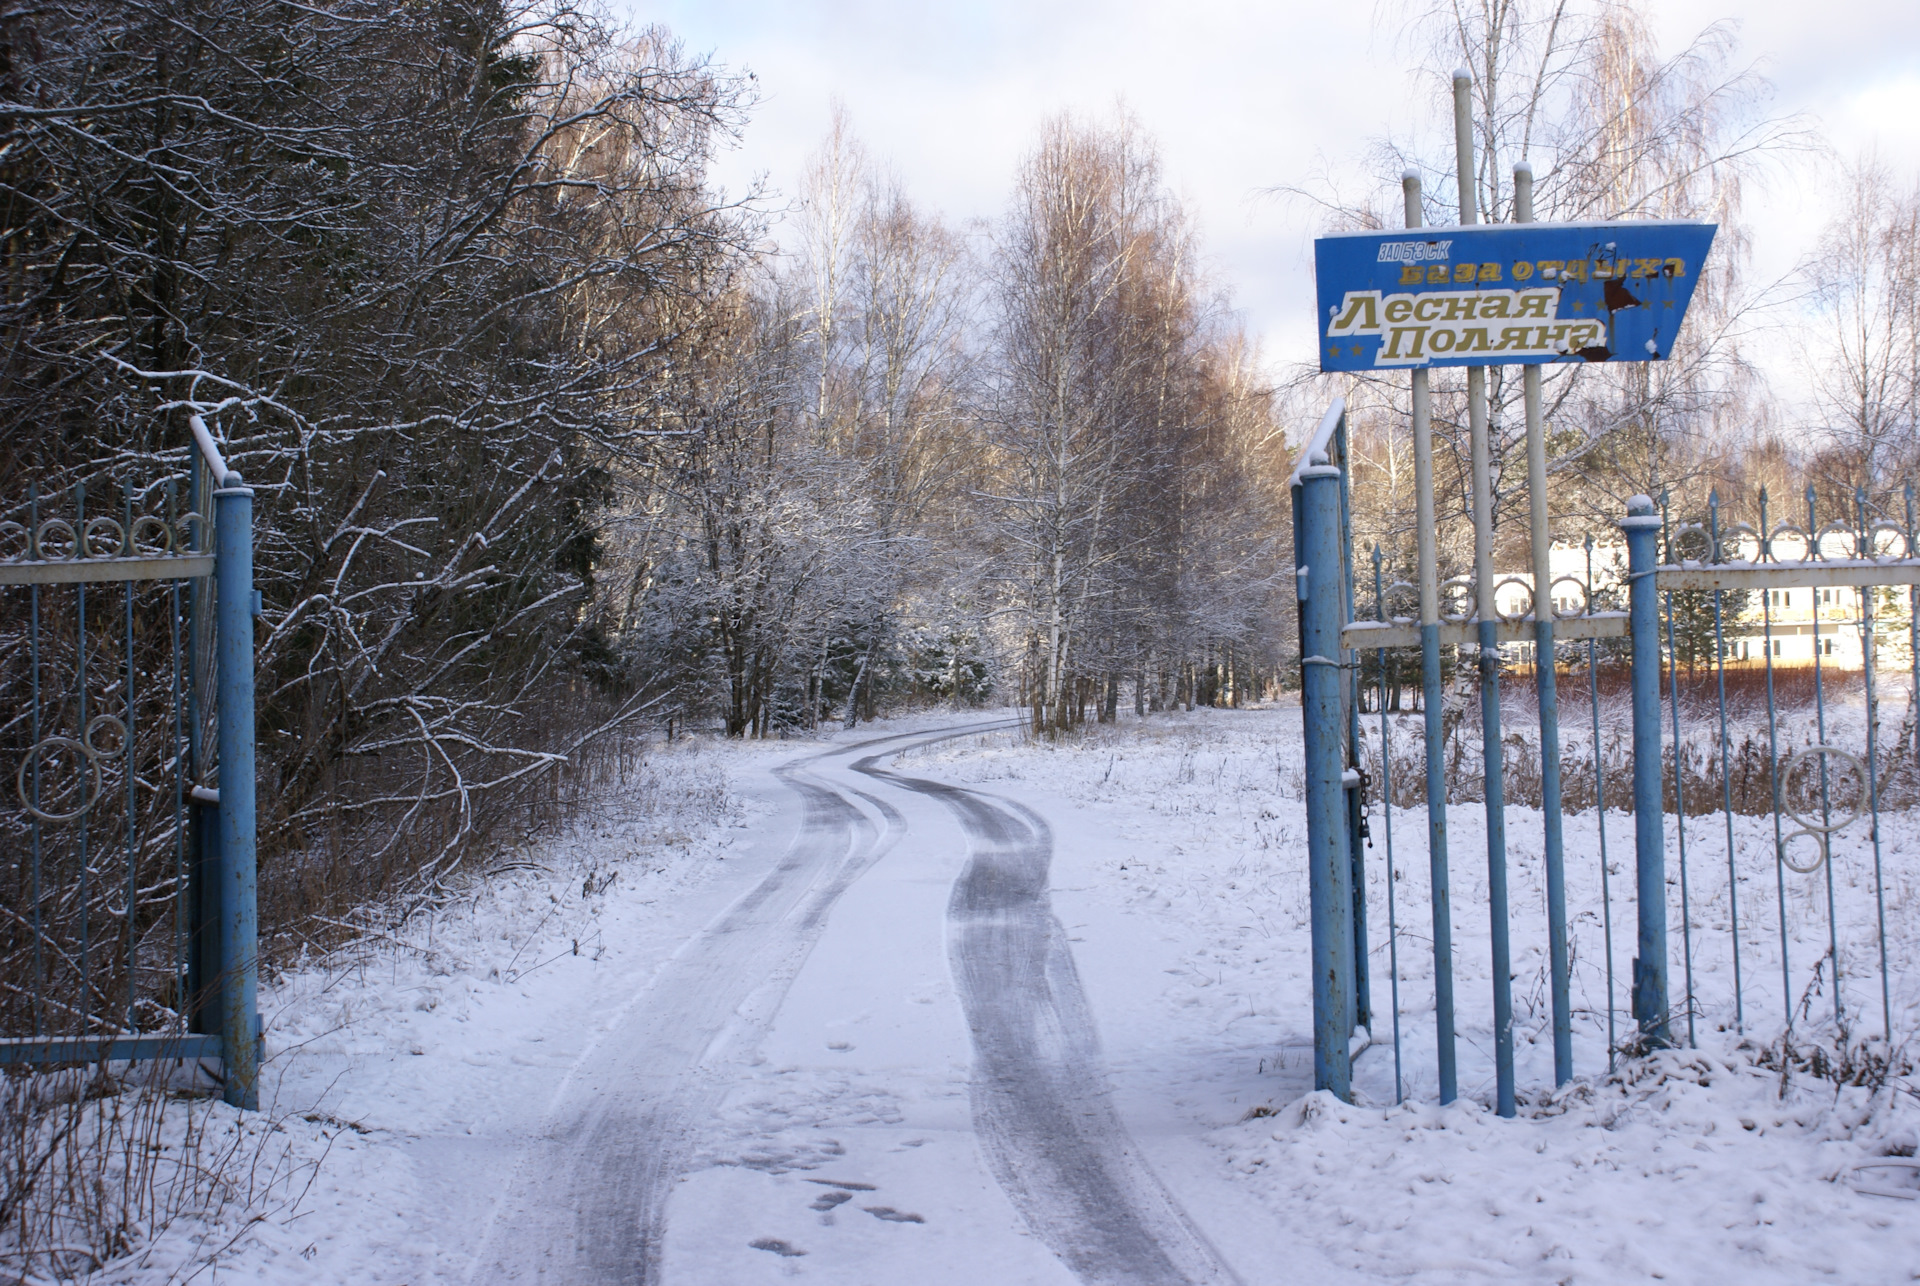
[1293,402,1353,1101]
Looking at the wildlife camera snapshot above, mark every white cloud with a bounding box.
[629,0,1920,405]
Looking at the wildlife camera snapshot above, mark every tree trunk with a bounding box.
[843,641,876,729]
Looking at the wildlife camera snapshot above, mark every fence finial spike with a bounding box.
[1709,487,1719,508]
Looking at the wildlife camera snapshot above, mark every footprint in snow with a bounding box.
[750,1238,805,1257]
[810,1190,853,1212]
[864,1206,924,1224]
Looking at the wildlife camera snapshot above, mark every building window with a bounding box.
[1772,639,1782,657]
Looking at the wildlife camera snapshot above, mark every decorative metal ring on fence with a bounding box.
[176,511,208,549]
[1382,579,1419,622]
[1495,576,1536,624]
[15,735,104,823]
[1548,574,1591,620]
[83,514,126,558]
[1717,522,1761,563]
[1,511,196,562]
[1866,520,1909,561]
[86,713,128,760]
[1775,744,1869,875]
[33,517,76,560]
[1767,521,1810,562]
[12,715,126,823]
[1669,521,1712,564]
[1440,576,1475,624]
[130,513,175,555]
[1814,520,1858,560]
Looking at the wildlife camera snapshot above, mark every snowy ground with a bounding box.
[98,706,1920,1284]
[907,707,1920,1282]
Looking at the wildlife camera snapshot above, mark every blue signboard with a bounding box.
[1313,220,1716,372]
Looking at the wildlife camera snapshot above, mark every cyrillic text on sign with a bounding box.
[1325,287,1605,367]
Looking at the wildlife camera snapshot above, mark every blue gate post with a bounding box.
[1623,495,1670,1047]
[1298,455,1353,1100]
[214,470,259,1109]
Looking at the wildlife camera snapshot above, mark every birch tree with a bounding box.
[986,114,1288,731]
[1799,161,1920,503]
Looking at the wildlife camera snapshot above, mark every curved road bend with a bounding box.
[477,719,1237,1286]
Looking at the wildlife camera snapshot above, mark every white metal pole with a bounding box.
[1454,71,1492,624]
[1517,162,1549,616]
[1409,171,1438,630]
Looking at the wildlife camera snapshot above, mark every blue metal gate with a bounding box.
[1296,398,1920,1107]
[2,418,259,1109]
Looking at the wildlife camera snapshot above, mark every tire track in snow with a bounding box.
[855,745,1240,1286]
[475,721,1008,1285]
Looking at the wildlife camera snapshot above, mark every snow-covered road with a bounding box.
[462,716,1236,1284]
[175,708,1920,1286]
[856,735,1237,1285]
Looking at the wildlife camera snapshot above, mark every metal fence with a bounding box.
[1296,398,1920,1108]
[1632,484,1918,1070]
[1,420,259,1108]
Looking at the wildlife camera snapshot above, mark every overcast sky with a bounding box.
[629,0,1919,403]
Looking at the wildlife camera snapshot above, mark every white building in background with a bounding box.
[1488,541,1630,620]
[1487,541,1915,669]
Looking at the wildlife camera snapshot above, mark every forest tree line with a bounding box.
[0,0,1290,925]
[2,0,1911,921]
